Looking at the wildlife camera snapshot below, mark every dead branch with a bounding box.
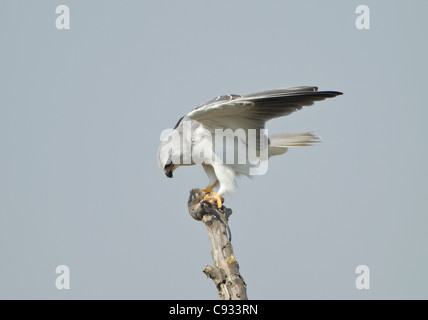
[187,189,248,300]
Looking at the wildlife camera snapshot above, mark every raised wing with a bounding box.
[187,86,342,130]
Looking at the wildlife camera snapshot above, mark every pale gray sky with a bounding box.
[0,1,427,299]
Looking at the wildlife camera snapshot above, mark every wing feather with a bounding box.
[187,86,342,131]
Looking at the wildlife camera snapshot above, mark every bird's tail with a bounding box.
[268,132,321,157]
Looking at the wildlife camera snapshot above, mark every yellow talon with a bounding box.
[203,191,224,209]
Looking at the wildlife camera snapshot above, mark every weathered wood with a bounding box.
[187,189,248,300]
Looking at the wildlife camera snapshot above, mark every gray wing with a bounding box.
[187,86,342,130]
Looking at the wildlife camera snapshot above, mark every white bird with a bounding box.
[158,86,342,208]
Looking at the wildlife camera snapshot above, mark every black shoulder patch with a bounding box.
[173,115,185,129]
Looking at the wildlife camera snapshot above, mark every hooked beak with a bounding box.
[164,163,174,178]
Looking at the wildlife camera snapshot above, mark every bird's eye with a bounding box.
[164,159,173,169]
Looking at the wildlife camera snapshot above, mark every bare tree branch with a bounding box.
[187,189,248,300]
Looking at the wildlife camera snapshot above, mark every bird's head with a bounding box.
[157,136,180,179]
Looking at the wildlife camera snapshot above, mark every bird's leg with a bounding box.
[202,180,223,208]
[204,191,224,209]
[202,180,218,194]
